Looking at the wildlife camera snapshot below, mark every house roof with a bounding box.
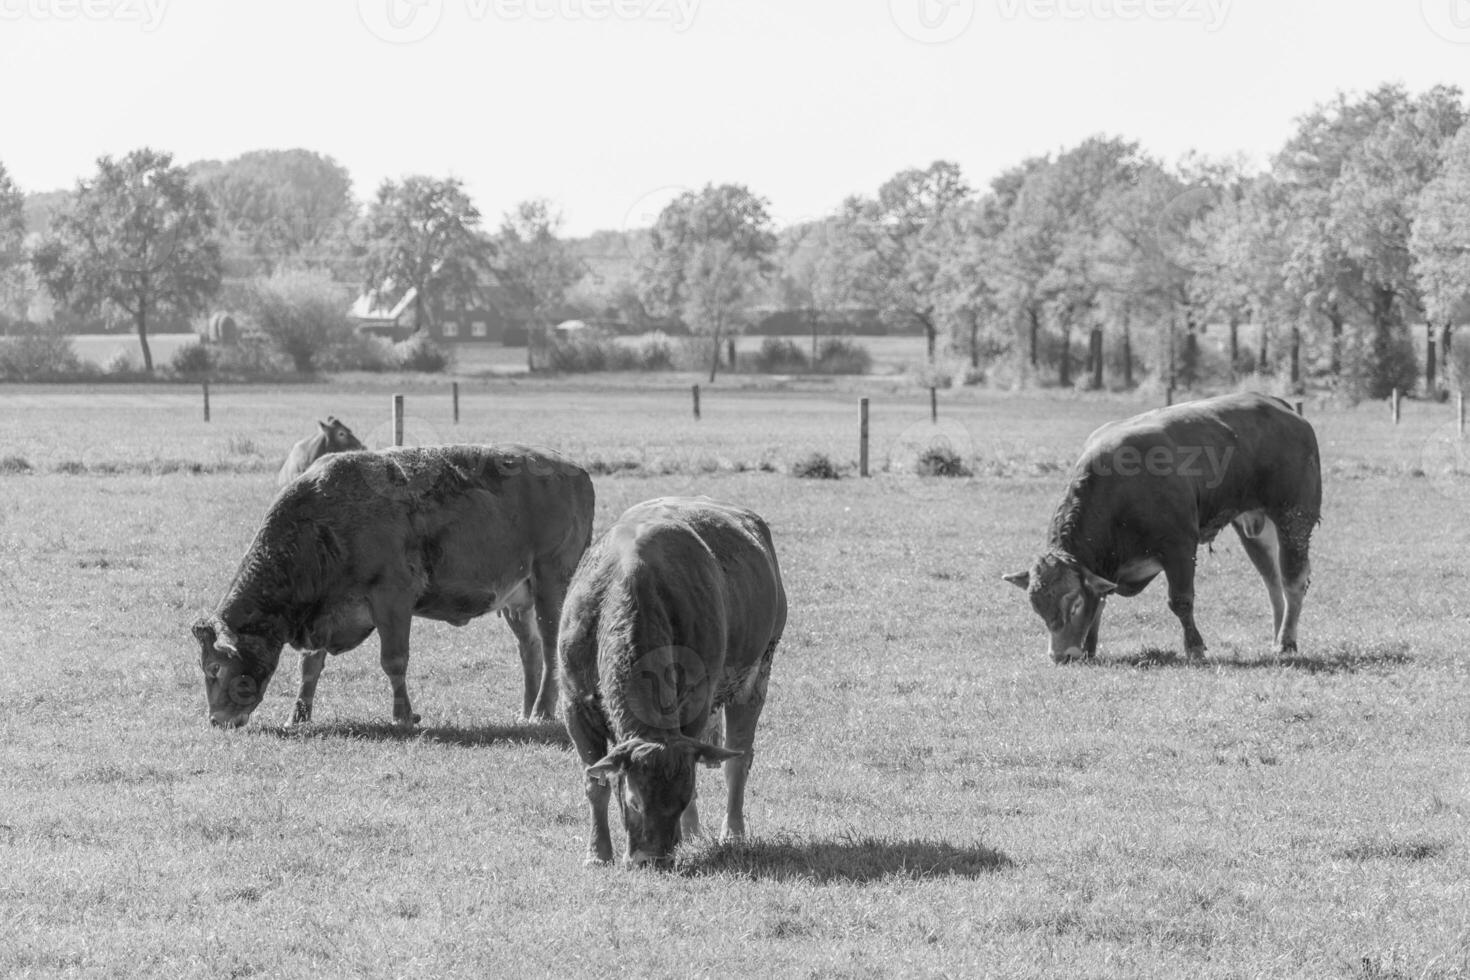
[351,286,417,323]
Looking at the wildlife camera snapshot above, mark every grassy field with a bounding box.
[1,377,1467,978]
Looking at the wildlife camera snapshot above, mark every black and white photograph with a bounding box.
[1,0,1468,975]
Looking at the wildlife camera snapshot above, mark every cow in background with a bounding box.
[195,445,595,727]
[1004,392,1321,663]
[560,497,787,869]
[277,417,364,486]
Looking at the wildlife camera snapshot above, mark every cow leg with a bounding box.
[500,606,544,721]
[1082,598,1104,659]
[528,570,570,721]
[719,666,771,840]
[565,699,614,865]
[291,650,328,725]
[1233,517,1286,646]
[374,606,419,727]
[1274,513,1314,655]
[1162,552,1207,662]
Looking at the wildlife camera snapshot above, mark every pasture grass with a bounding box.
[0,381,1467,978]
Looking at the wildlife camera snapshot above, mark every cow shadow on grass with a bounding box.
[678,832,1012,883]
[261,718,571,749]
[1098,640,1411,675]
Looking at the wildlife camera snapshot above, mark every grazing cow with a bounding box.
[560,497,787,869]
[277,417,364,486]
[193,445,594,728]
[1003,392,1321,663]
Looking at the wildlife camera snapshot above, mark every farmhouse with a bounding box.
[349,280,527,345]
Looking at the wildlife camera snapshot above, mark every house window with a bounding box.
[471,320,488,338]
[442,321,460,338]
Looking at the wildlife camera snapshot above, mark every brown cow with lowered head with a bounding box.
[277,417,364,486]
[194,445,594,727]
[560,497,787,869]
[1004,392,1321,663]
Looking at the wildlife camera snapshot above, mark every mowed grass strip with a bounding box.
[0,384,1467,978]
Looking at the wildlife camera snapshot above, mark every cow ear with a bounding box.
[690,740,743,769]
[1080,568,1118,596]
[191,617,215,646]
[317,419,331,434]
[1002,570,1030,589]
[587,744,634,784]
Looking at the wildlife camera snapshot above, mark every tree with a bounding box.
[191,149,356,275]
[640,184,776,382]
[837,160,971,361]
[32,148,222,373]
[240,268,353,373]
[0,162,26,322]
[772,217,860,363]
[493,199,586,370]
[1274,84,1467,397]
[1411,124,1470,383]
[1000,138,1147,386]
[360,176,491,337]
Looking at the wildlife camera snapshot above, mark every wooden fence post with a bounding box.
[930,387,937,423]
[452,382,459,424]
[1391,388,1400,425]
[1460,390,1465,438]
[692,384,701,420]
[859,398,869,478]
[202,381,210,422]
[1295,400,1304,416]
[393,394,404,447]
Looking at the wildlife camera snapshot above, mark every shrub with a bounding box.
[393,334,454,373]
[239,269,354,373]
[791,452,841,479]
[105,350,141,375]
[170,342,214,378]
[814,337,872,375]
[754,337,809,373]
[638,336,675,371]
[548,334,640,372]
[0,455,32,474]
[915,445,973,477]
[319,330,395,372]
[211,331,287,376]
[0,331,84,380]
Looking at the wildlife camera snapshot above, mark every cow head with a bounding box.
[320,417,364,453]
[191,616,282,728]
[587,735,742,869]
[1003,553,1116,663]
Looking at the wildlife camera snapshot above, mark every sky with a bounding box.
[1,0,1468,236]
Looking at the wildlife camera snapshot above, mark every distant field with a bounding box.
[0,380,1466,978]
[70,333,198,369]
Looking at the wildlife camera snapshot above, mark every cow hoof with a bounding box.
[584,854,613,868]
[393,713,421,728]
[1273,643,1297,657]
[1185,647,1207,663]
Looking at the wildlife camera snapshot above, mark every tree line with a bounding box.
[2,81,1468,391]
